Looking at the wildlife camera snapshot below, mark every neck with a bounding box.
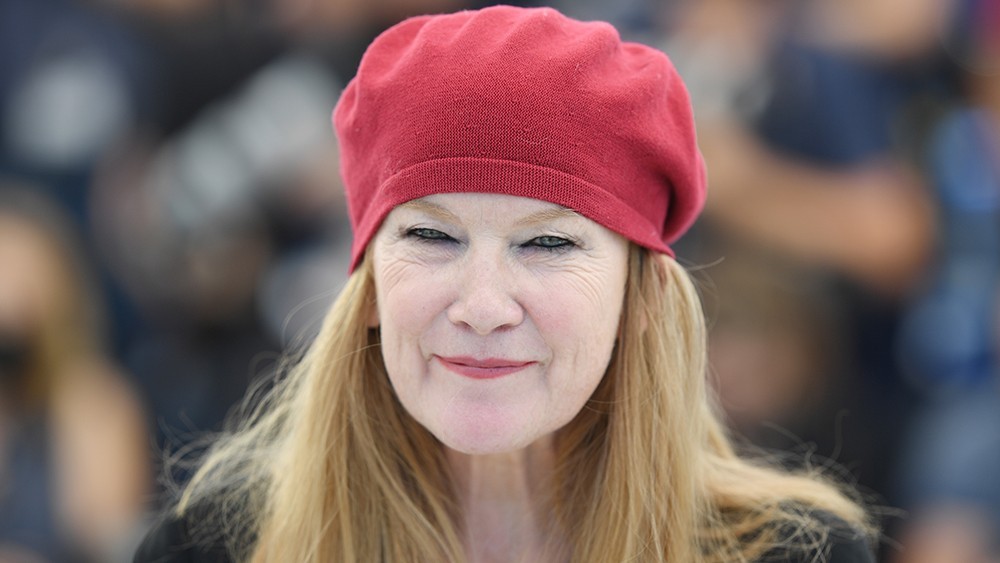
[446,436,565,563]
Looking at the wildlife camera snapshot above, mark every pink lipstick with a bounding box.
[435,356,535,380]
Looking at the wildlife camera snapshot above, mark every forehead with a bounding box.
[391,193,584,225]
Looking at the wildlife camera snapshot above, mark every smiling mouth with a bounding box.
[434,356,536,380]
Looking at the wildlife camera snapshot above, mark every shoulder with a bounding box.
[760,511,875,563]
[133,507,233,563]
[762,533,874,563]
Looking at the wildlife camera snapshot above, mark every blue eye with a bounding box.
[405,227,455,243]
[524,236,576,251]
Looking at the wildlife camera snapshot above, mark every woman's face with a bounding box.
[371,193,629,455]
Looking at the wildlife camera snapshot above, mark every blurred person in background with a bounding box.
[0,186,150,562]
[0,0,290,508]
[698,238,858,458]
[0,0,158,371]
[669,0,939,295]
[659,0,953,556]
[892,0,1000,560]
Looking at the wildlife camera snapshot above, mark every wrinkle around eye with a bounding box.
[514,235,616,272]
[379,227,464,267]
[374,247,433,297]
[547,258,625,313]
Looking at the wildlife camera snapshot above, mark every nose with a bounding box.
[446,250,524,335]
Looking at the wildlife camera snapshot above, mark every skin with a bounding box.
[370,193,630,561]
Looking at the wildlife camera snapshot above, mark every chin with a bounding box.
[442,440,520,456]
[429,409,541,456]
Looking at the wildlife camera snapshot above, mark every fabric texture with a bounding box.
[133,507,876,563]
[133,507,232,563]
[333,5,707,271]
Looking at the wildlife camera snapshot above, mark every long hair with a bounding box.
[176,246,875,561]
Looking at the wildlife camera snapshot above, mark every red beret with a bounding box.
[334,5,707,272]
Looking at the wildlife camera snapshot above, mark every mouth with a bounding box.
[434,355,536,380]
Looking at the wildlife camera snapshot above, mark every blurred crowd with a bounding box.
[0,0,998,561]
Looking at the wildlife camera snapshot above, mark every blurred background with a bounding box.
[0,0,997,560]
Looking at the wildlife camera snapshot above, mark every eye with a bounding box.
[405,227,456,243]
[523,235,576,252]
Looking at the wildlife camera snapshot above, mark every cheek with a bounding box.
[375,257,447,331]
[381,284,435,331]
[550,268,624,332]
[374,262,449,373]
[529,272,624,371]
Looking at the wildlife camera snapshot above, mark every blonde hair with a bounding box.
[176,246,876,561]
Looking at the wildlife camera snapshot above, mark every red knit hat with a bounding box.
[334,5,706,272]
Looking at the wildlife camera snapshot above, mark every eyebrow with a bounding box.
[515,207,582,226]
[398,199,582,226]
[398,199,460,222]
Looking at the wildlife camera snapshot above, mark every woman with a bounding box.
[136,6,877,562]
[0,187,150,562]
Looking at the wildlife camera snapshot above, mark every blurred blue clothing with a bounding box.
[0,414,84,561]
[751,38,942,396]
[898,388,1000,546]
[746,39,937,537]
[898,107,1000,392]
[755,40,918,166]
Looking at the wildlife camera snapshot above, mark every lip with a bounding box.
[434,355,536,380]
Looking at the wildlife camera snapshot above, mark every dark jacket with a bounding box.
[134,508,875,563]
